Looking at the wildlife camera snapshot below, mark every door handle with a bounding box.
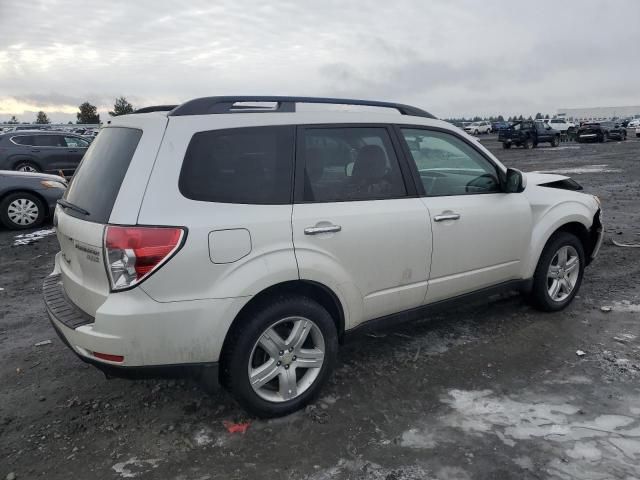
[433,213,461,222]
[304,225,342,235]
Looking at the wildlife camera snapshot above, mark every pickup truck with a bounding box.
[547,118,576,134]
[499,120,561,149]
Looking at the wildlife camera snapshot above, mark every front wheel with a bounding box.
[529,232,585,311]
[551,136,560,147]
[14,161,41,173]
[502,142,512,149]
[523,138,533,149]
[221,296,338,417]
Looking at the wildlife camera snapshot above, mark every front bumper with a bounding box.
[43,269,247,373]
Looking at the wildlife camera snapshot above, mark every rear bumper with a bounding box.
[43,266,248,370]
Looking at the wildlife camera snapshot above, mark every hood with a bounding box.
[525,172,569,185]
[0,169,67,183]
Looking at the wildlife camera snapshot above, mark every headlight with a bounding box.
[40,180,67,189]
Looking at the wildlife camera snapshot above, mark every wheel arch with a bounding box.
[11,155,44,171]
[524,203,597,278]
[218,280,346,379]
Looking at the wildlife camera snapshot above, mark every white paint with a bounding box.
[112,457,162,478]
[13,228,56,246]
[534,164,622,175]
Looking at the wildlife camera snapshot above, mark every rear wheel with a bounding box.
[502,142,511,149]
[221,296,338,417]
[551,136,560,147]
[13,161,41,173]
[621,131,627,141]
[0,192,45,230]
[529,232,585,311]
[523,138,533,149]
[599,132,607,143]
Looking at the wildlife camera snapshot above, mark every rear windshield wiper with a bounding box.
[57,199,90,216]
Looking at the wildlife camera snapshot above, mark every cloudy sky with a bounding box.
[1,0,639,123]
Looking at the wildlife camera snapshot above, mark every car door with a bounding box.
[31,134,65,172]
[397,126,532,303]
[63,135,90,174]
[292,125,432,327]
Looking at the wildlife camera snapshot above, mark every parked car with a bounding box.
[499,120,561,148]
[627,119,640,128]
[0,170,67,229]
[576,121,626,142]
[547,118,576,134]
[0,130,90,175]
[44,96,603,417]
[464,121,492,135]
[491,121,510,132]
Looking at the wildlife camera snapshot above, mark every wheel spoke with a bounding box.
[286,319,311,351]
[258,328,286,358]
[279,367,298,400]
[249,359,280,389]
[549,279,561,299]
[565,257,579,274]
[548,265,560,278]
[295,348,324,369]
[557,247,568,267]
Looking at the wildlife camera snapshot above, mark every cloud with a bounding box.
[1,0,639,122]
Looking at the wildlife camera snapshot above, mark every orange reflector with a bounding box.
[93,351,124,363]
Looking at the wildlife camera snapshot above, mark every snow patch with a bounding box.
[302,458,439,480]
[112,457,162,478]
[13,228,55,246]
[611,301,640,313]
[399,428,437,449]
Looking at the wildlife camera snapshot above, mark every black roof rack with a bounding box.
[168,96,435,119]
[133,105,178,114]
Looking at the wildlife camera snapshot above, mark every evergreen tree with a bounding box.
[77,102,100,124]
[35,111,51,124]
[109,96,134,116]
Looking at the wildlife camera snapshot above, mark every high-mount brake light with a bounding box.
[104,226,185,291]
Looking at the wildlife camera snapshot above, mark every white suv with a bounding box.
[44,96,603,417]
[463,121,492,135]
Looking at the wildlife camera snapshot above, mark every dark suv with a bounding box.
[576,122,626,143]
[0,131,90,175]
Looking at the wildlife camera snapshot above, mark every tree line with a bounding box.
[2,97,135,125]
[444,113,556,124]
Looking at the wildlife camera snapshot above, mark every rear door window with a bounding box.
[63,127,142,223]
[34,135,65,147]
[179,126,294,204]
[301,127,407,202]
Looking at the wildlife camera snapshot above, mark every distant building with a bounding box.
[557,106,640,122]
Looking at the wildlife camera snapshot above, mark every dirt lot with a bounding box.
[1,135,639,480]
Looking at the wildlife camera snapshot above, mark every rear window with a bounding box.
[179,126,294,204]
[63,127,142,223]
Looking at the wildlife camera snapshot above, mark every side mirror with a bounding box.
[504,168,526,193]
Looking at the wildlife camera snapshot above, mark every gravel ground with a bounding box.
[1,135,639,480]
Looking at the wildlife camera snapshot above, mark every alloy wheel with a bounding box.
[547,245,580,302]
[248,317,325,402]
[7,198,39,226]
[17,164,38,173]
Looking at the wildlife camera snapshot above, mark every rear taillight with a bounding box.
[104,225,185,291]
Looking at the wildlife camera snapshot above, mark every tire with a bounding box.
[636,133,640,138]
[599,132,607,143]
[621,132,626,141]
[551,136,560,147]
[529,232,585,312]
[0,191,46,230]
[502,142,512,149]
[523,138,533,149]
[474,130,479,135]
[13,161,41,173]
[220,295,338,417]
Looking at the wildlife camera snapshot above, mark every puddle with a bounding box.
[534,164,622,175]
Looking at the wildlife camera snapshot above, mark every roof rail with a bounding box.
[133,105,178,114]
[168,96,436,119]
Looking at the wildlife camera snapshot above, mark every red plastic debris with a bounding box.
[223,420,250,434]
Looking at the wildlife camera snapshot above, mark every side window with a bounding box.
[302,127,407,202]
[179,126,294,204]
[400,129,501,197]
[64,136,89,148]
[34,135,64,147]
[11,135,35,146]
